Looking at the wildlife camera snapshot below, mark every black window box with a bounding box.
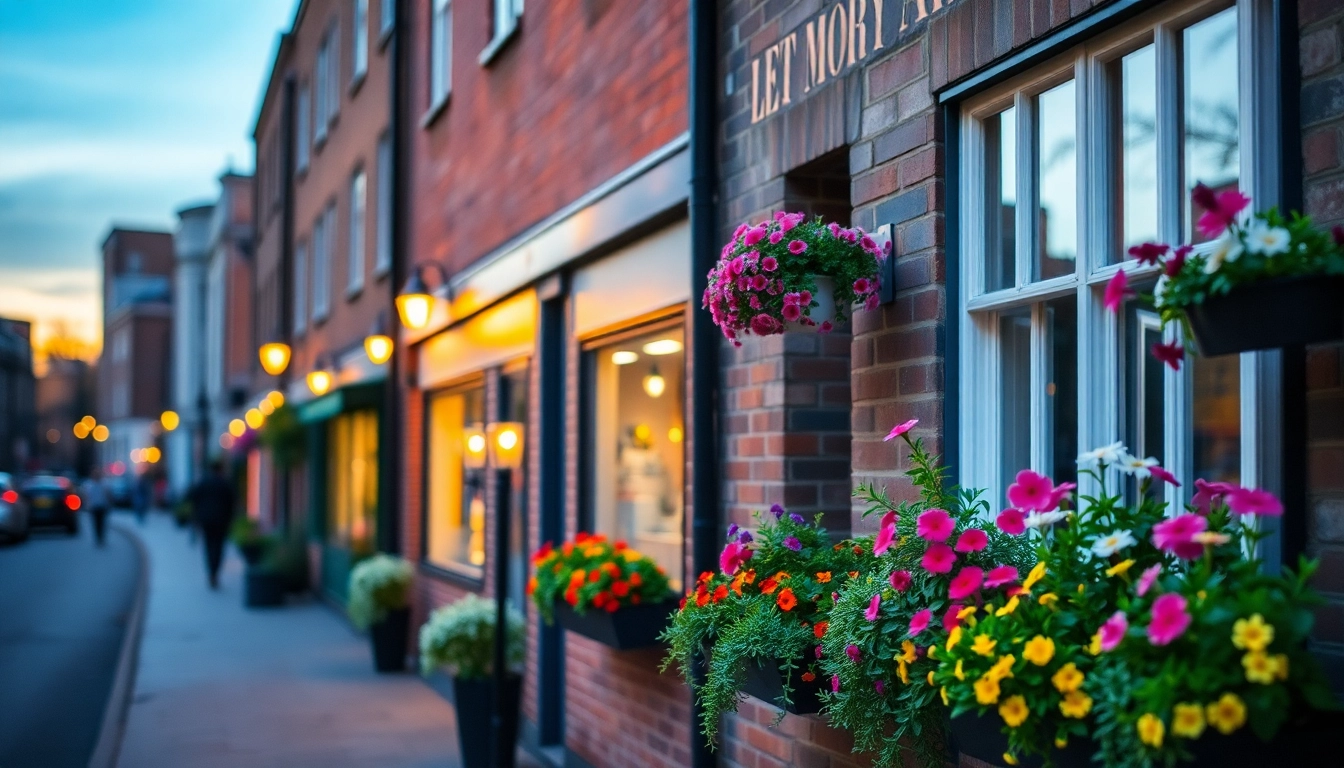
[554,600,675,650]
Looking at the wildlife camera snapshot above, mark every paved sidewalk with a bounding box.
[116,514,466,768]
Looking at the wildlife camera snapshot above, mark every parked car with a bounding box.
[20,475,79,535]
[0,472,29,543]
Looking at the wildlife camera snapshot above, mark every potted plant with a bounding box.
[819,419,1034,768]
[229,516,272,565]
[348,554,414,673]
[419,594,525,768]
[245,547,288,608]
[1124,184,1344,358]
[528,532,675,649]
[661,504,867,744]
[703,212,888,345]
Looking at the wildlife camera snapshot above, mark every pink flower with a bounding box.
[948,567,984,600]
[818,321,833,333]
[728,256,744,276]
[736,276,751,292]
[873,511,898,556]
[1152,340,1185,372]
[1165,244,1191,277]
[1192,479,1238,515]
[748,295,761,310]
[1136,564,1161,597]
[1227,487,1283,517]
[798,290,813,305]
[860,235,878,253]
[921,543,956,574]
[985,565,1019,588]
[743,226,767,246]
[719,541,752,575]
[750,314,781,336]
[865,293,879,311]
[888,569,912,592]
[788,240,808,255]
[750,274,768,291]
[780,213,802,232]
[1192,184,1251,238]
[1128,242,1169,266]
[846,643,862,662]
[865,593,882,621]
[1007,470,1056,512]
[1147,593,1191,646]
[831,675,841,693]
[996,508,1026,536]
[1104,269,1132,313]
[1048,482,1077,510]
[1148,465,1181,487]
[767,279,782,295]
[761,256,778,272]
[853,278,871,294]
[916,509,955,542]
[908,608,932,637]
[954,528,988,553]
[943,603,964,631]
[769,231,784,244]
[1152,513,1207,560]
[874,679,885,695]
[732,223,748,242]
[827,222,841,237]
[781,303,802,322]
[1099,611,1129,651]
[884,419,918,442]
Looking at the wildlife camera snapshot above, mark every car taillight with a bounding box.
[1,490,16,504]
[65,495,81,511]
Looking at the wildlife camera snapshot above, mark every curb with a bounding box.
[88,520,151,768]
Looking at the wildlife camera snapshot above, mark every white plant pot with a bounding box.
[786,275,835,333]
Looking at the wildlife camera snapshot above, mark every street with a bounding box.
[0,511,141,768]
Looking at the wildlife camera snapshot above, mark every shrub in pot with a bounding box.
[348,554,414,673]
[528,533,675,649]
[245,549,287,609]
[419,594,524,768]
[230,516,271,565]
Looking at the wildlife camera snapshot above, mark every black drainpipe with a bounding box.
[384,0,409,554]
[688,0,719,765]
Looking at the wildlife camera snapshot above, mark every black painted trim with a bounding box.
[536,290,567,745]
[942,100,961,487]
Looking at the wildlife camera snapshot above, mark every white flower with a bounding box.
[1203,231,1244,274]
[1244,222,1291,256]
[1153,274,1170,308]
[1116,452,1159,479]
[1077,441,1126,471]
[1090,529,1137,558]
[1025,510,1068,529]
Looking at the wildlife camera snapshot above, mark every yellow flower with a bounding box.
[1273,654,1290,681]
[1053,737,1068,749]
[940,686,949,706]
[971,634,997,657]
[1051,662,1083,693]
[1038,592,1059,607]
[1077,582,1086,594]
[927,670,935,686]
[1059,690,1092,719]
[1243,651,1276,684]
[622,549,643,562]
[995,596,1021,617]
[1105,559,1136,577]
[988,654,1016,681]
[999,695,1029,728]
[1023,635,1055,666]
[1088,631,1103,656]
[1206,693,1247,735]
[1171,703,1205,739]
[927,645,937,659]
[957,605,978,620]
[897,660,910,684]
[974,675,1001,705]
[1137,713,1165,748]
[1002,752,1019,766]
[947,625,963,651]
[900,640,918,664]
[1232,614,1274,652]
[1023,562,1047,591]
[954,659,966,681]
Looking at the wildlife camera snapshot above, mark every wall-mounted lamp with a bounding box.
[259,342,292,376]
[92,425,109,442]
[395,263,449,331]
[228,419,246,437]
[245,408,265,430]
[160,410,180,431]
[364,312,394,364]
[463,424,488,469]
[266,390,285,408]
[487,421,525,470]
[643,365,666,398]
[307,368,333,396]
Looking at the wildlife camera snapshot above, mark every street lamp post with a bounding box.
[483,421,523,768]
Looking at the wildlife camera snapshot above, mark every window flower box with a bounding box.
[1184,275,1344,356]
[554,599,676,650]
[741,656,825,715]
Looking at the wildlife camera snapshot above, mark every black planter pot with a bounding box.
[237,541,266,565]
[949,711,1094,768]
[740,657,824,715]
[554,600,675,650]
[1184,708,1344,766]
[452,674,522,768]
[1186,275,1344,356]
[369,607,410,673]
[244,568,286,608]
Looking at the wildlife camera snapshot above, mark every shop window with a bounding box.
[426,384,486,576]
[587,325,684,588]
[958,2,1258,504]
[327,409,378,555]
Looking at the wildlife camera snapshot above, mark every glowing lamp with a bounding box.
[245,408,265,430]
[267,390,285,408]
[611,350,639,365]
[161,410,180,431]
[73,422,91,439]
[145,446,162,463]
[396,263,447,330]
[488,422,525,470]
[228,419,246,437]
[307,370,333,396]
[463,425,488,469]
[643,365,666,398]
[364,334,394,365]
[642,339,683,356]
[259,342,291,376]
[258,399,275,416]
[92,425,109,442]
[81,415,96,430]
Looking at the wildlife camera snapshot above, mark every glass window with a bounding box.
[312,207,331,320]
[998,308,1031,493]
[1192,355,1241,484]
[353,0,368,79]
[501,367,529,612]
[375,133,392,273]
[1126,305,1167,468]
[380,0,394,34]
[426,385,486,574]
[348,170,366,294]
[589,326,685,588]
[327,409,378,556]
[293,240,307,334]
[1035,80,1077,280]
[983,106,1016,292]
[315,42,328,142]
[430,0,452,107]
[1183,7,1239,243]
[296,85,311,171]
[1110,44,1158,260]
[492,0,519,44]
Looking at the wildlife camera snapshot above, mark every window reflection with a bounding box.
[1045,296,1078,486]
[1036,81,1077,280]
[1112,44,1158,260]
[427,386,487,573]
[1193,355,1241,484]
[327,409,379,555]
[1184,8,1239,243]
[999,309,1032,493]
[985,107,1017,292]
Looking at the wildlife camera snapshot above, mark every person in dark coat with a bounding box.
[189,459,236,589]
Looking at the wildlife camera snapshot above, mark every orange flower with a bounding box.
[760,577,780,595]
[801,671,816,682]
[588,570,602,583]
[526,576,538,596]
[852,545,864,555]
[603,562,621,578]
[814,621,829,638]
[565,587,579,606]
[776,587,798,612]
[629,572,643,587]
[848,571,859,579]
[743,569,756,584]
[570,569,586,584]
[816,571,832,583]
[562,542,575,556]
[611,581,630,597]
[697,571,714,585]
[773,571,791,581]
[712,585,728,603]
[695,588,710,608]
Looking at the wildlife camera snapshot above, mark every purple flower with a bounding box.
[845,644,861,663]
[737,530,753,544]
[770,504,785,519]
[831,675,841,693]
[789,512,805,524]
[784,536,802,551]
[726,523,739,540]
[874,680,885,695]
[815,644,823,659]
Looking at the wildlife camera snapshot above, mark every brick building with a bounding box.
[0,317,36,473]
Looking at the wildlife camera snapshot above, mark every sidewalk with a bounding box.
[116,514,471,768]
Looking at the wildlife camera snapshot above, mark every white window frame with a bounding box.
[429,0,453,111]
[375,132,392,275]
[348,168,367,296]
[326,25,341,124]
[353,0,368,82]
[380,0,395,36]
[312,206,332,322]
[294,240,308,334]
[296,84,311,172]
[480,0,522,65]
[956,0,1280,517]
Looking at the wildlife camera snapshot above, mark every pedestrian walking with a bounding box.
[189,460,236,589]
[80,468,111,547]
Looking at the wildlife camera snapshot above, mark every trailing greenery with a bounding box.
[419,594,524,680]
[347,553,413,630]
[258,404,306,469]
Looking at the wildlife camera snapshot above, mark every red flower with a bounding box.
[604,599,619,613]
[759,577,779,595]
[712,585,729,603]
[1128,242,1169,266]
[776,588,798,612]
[588,570,602,583]
[800,671,816,682]
[814,621,828,638]
[1104,269,1132,313]
[611,581,630,597]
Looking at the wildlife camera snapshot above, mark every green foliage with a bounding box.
[347,553,413,630]
[229,515,264,546]
[528,532,673,622]
[258,404,306,469]
[419,594,524,680]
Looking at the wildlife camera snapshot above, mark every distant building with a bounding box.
[35,356,95,474]
[201,173,255,465]
[0,317,36,473]
[169,202,215,498]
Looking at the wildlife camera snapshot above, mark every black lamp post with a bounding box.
[486,421,523,768]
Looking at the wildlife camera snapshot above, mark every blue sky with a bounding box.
[0,0,294,356]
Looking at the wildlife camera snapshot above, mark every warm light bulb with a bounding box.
[92,425,109,442]
[611,350,639,365]
[668,426,683,443]
[396,293,433,330]
[467,434,486,454]
[259,342,292,376]
[267,390,285,408]
[161,410,180,431]
[229,419,246,437]
[497,428,518,451]
[642,339,683,356]
[364,334,394,364]
[81,415,96,430]
[643,370,666,398]
[307,370,332,396]
[258,399,275,416]
[145,446,162,463]
[130,448,143,463]
[245,408,265,430]
[73,423,90,439]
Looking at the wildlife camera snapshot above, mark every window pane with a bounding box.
[999,308,1031,493]
[1045,296,1077,485]
[349,171,366,291]
[1183,7,1239,243]
[427,387,486,572]
[1192,355,1240,484]
[1126,306,1165,465]
[984,107,1016,292]
[1111,45,1158,261]
[327,409,378,555]
[591,327,685,588]
[501,369,529,612]
[1036,81,1077,280]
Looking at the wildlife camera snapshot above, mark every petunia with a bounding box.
[1099,611,1128,651]
[985,565,1019,588]
[1147,593,1191,646]
[761,256,778,272]
[921,543,957,574]
[1077,441,1125,471]
[874,679,885,695]
[845,643,862,662]
[1147,464,1181,487]
[789,512,805,524]
[996,508,1026,536]
[853,278,871,294]
[750,274,769,291]
[943,604,966,631]
[750,314,781,335]
[1104,269,1132,313]
[1192,183,1251,239]
[1128,242,1169,266]
[1152,513,1207,560]
[781,303,802,322]
[954,528,989,553]
[768,230,784,245]
[725,523,739,540]
[1007,469,1055,512]
[1227,487,1283,517]
[719,541,752,575]
[737,530,753,544]
[788,240,808,255]
[888,569,912,591]
[1151,340,1185,372]
[948,567,985,600]
[916,509,955,542]
[1136,564,1161,597]
[884,418,919,442]
[784,536,802,551]
[770,503,786,519]
[908,608,932,636]
[743,226,767,246]
[1165,244,1191,277]
[873,511,899,556]
[865,593,882,621]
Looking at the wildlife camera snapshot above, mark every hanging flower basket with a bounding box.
[740,656,825,715]
[554,599,677,650]
[1184,275,1344,356]
[703,213,888,345]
